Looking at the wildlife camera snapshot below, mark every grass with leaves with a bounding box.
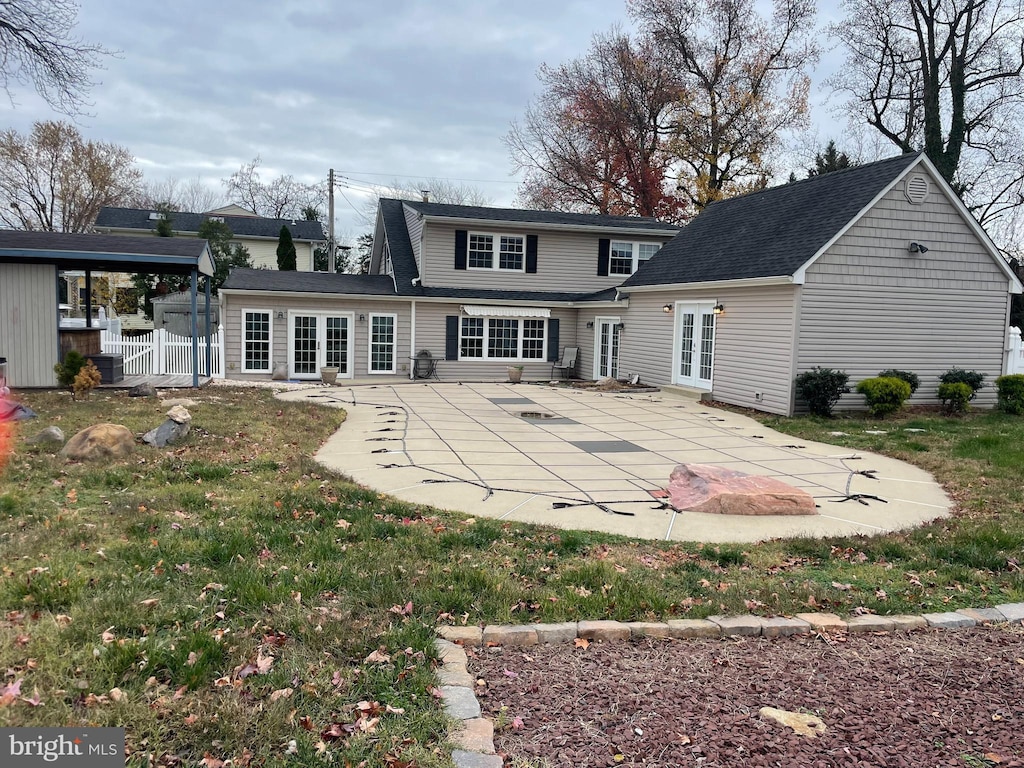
[0,389,1022,767]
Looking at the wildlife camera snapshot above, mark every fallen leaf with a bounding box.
[831,582,853,591]
[335,518,352,529]
[108,687,125,702]
[139,598,159,608]
[20,688,44,708]
[385,704,405,715]
[573,638,590,650]
[186,652,198,667]
[184,714,198,726]
[512,716,524,730]
[200,752,225,768]
[0,678,23,707]
[364,648,391,664]
[101,630,116,644]
[503,669,518,678]
[269,688,294,702]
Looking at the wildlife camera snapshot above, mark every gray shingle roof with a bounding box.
[379,198,420,296]
[95,207,326,242]
[0,230,213,275]
[221,268,396,295]
[400,199,681,233]
[621,152,923,288]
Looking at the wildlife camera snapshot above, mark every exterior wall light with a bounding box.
[615,322,626,331]
[586,321,594,329]
[908,242,929,253]
[712,304,725,315]
[663,304,673,313]
[359,314,366,322]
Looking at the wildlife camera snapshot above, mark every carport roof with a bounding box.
[0,230,215,276]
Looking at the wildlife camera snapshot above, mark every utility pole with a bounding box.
[328,168,336,273]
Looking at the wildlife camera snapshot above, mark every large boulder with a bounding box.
[142,419,190,448]
[60,424,134,461]
[667,463,816,516]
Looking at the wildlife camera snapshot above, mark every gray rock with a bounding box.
[161,397,197,408]
[28,426,64,444]
[142,418,191,448]
[128,383,157,398]
[451,751,503,768]
[440,686,480,720]
[61,424,134,460]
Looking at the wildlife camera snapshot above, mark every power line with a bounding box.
[336,170,519,186]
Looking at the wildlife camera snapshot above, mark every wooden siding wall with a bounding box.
[799,179,1011,409]
[412,302,579,381]
[403,205,424,272]
[422,220,670,292]
[221,293,411,381]
[618,287,798,415]
[0,263,58,387]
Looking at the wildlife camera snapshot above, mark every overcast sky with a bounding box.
[4,0,849,241]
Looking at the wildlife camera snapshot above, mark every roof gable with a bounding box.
[622,152,924,288]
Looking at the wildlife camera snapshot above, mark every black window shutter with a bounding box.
[445,316,459,360]
[597,238,610,276]
[454,230,467,270]
[526,235,538,273]
[547,318,560,362]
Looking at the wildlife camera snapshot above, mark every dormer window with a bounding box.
[610,241,661,275]
[469,233,525,271]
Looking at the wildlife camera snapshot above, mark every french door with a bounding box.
[673,302,716,389]
[594,317,621,379]
[288,312,353,379]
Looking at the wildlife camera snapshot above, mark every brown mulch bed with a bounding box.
[470,628,1024,767]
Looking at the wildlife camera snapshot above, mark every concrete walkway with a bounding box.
[277,382,951,543]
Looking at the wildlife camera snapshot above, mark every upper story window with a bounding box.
[469,233,525,271]
[610,241,662,275]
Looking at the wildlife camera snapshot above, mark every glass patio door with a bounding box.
[673,303,715,389]
[289,313,351,379]
[594,318,621,379]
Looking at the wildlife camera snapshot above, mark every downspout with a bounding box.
[409,300,416,380]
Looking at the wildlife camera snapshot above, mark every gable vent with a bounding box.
[904,175,930,204]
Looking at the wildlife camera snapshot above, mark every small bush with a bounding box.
[795,367,850,417]
[856,376,912,417]
[939,367,985,399]
[53,350,87,388]
[72,360,102,399]
[938,381,973,415]
[995,374,1024,415]
[877,369,920,394]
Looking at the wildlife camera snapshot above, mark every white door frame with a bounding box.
[287,311,355,379]
[592,316,621,379]
[671,301,716,389]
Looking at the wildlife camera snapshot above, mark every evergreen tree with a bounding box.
[276,225,297,271]
[807,141,854,177]
[198,219,253,293]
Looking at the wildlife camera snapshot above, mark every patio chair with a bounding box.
[551,346,579,379]
[412,349,439,380]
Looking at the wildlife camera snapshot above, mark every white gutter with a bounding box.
[415,213,679,238]
[619,275,796,293]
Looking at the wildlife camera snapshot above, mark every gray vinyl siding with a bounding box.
[799,179,1011,409]
[221,292,412,381]
[412,301,579,381]
[618,286,798,415]
[403,205,424,273]
[102,229,316,271]
[0,263,59,387]
[423,220,670,292]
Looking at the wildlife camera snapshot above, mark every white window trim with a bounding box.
[241,308,273,373]
[458,316,547,361]
[368,312,398,374]
[467,231,526,272]
[609,240,662,275]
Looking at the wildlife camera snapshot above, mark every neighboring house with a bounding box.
[94,206,327,272]
[218,152,1022,415]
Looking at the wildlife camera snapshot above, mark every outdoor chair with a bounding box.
[551,346,579,379]
[412,349,439,380]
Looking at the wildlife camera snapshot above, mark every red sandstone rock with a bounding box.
[667,463,816,516]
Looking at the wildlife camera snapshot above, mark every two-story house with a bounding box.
[217,198,680,382]
[94,205,327,271]
[218,153,1021,415]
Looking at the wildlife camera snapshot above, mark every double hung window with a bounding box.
[468,233,525,271]
[459,317,546,360]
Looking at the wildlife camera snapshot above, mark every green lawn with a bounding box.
[0,389,1021,767]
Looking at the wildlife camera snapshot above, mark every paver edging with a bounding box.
[435,603,1024,765]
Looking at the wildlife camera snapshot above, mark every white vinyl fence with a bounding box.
[101,326,225,379]
[1008,327,1024,376]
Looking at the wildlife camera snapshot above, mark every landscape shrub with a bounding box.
[72,360,102,400]
[53,350,87,388]
[856,376,912,417]
[938,381,973,415]
[794,367,850,417]
[877,369,920,394]
[939,367,985,399]
[995,374,1024,415]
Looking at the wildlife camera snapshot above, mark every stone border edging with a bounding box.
[434,604,1024,767]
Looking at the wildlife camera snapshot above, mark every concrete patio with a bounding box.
[277,382,951,543]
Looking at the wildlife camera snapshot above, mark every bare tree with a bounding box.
[629,0,819,210]
[222,156,326,219]
[830,0,1024,229]
[360,177,493,222]
[133,176,224,213]
[0,0,111,115]
[507,29,685,221]
[0,120,142,232]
